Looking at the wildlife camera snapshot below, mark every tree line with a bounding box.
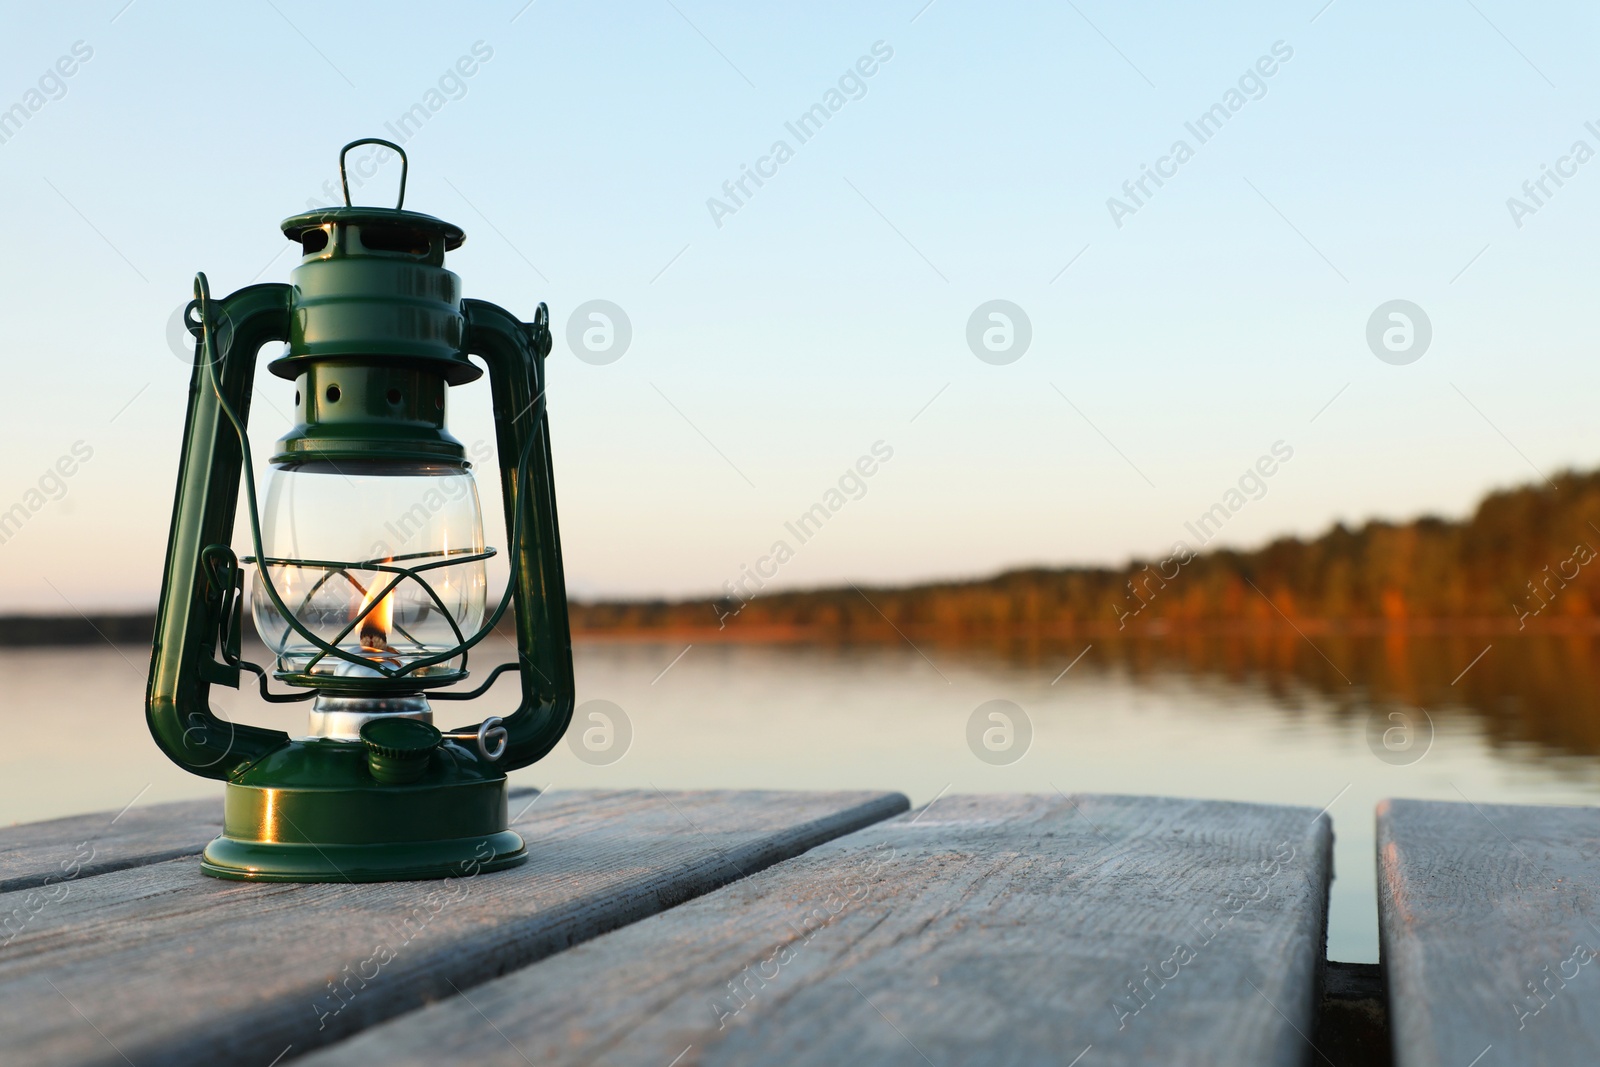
[571,467,1600,638]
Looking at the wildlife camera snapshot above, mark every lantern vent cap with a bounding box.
[281,137,465,252]
[281,207,465,251]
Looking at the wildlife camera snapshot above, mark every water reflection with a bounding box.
[938,631,1600,765]
[8,632,1600,964]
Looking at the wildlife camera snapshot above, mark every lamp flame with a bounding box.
[357,574,394,654]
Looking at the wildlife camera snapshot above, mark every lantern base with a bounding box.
[200,830,526,882]
[197,738,529,882]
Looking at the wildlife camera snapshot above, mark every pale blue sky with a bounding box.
[1,0,1595,610]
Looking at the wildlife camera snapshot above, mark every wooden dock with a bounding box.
[0,788,1589,1065]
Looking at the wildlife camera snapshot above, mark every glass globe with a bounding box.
[251,459,488,684]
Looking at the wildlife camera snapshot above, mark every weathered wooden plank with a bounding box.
[0,790,533,895]
[0,787,907,1067]
[1379,797,1600,1067]
[300,792,1333,1067]
[0,799,218,896]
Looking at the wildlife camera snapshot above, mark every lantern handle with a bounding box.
[339,138,408,209]
[443,298,575,772]
[147,273,297,780]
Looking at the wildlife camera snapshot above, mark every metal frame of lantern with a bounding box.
[145,139,574,882]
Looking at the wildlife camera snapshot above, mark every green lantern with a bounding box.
[146,140,574,882]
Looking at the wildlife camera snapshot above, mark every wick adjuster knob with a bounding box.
[360,718,442,784]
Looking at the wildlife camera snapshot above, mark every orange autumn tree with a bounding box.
[569,468,1600,638]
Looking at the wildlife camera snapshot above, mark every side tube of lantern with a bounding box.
[145,281,294,780]
[457,298,575,770]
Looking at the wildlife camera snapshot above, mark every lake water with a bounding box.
[8,633,1600,963]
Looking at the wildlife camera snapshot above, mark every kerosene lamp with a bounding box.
[146,140,574,881]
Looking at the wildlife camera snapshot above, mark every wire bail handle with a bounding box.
[339,138,408,209]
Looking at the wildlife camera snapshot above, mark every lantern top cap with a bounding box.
[280,207,465,251]
[280,138,465,251]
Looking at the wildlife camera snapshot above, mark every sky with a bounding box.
[0,0,1597,611]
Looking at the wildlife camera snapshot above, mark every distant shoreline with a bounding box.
[0,613,159,647]
[3,610,1596,649]
[19,463,1600,649]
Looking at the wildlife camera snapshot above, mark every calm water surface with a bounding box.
[8,634,1600,963]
